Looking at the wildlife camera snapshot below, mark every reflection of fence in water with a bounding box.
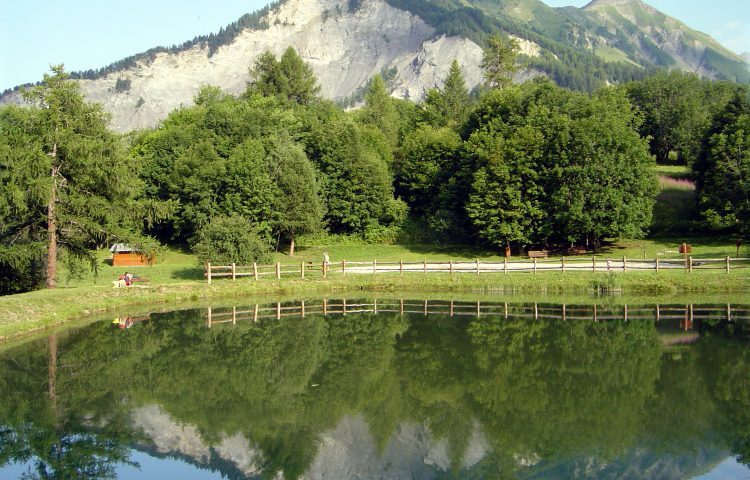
[205,301,750,331]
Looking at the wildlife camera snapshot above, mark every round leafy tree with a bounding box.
[191,215,271,265]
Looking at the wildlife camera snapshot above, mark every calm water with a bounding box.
[1,299,749,480]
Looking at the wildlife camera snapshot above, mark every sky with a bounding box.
[1,0,749,91]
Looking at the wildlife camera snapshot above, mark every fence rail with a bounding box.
[205,300,750,332]
[205,256,750,283]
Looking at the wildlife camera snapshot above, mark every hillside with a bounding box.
[1,0,746,132]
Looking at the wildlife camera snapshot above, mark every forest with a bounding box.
[1,39,749,295]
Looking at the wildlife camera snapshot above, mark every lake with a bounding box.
[0,299,749,479]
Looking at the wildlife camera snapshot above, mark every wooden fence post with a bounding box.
[342,260,346,276]
[323,261,327,279]
[688,256,693,274]
[561,257,565,272]
[726,256,730,274]
[232,306,236,325]
[622,256,627,272]
[450,259,453,275]
[276,302,281,320]
[300,262,305,279]
[655,257,659,273]
[206,263,211,284]
[476,259,480,275]
[607,258,611,271]
[253,262,258,281]
[533,257,537,274]
[253,304,259,323]
[323,298,328,315]
[400,299,404,315]
[504,256,508,274]
[276,262,281,280]
[231,263,236,281]
[423,259,427,274]
[207,306,212,327]
[373,260,377,275]
[592,255,596,273]
[301,300,305,318]
[399,259,403,275]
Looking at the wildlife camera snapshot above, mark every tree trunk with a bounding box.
[48,334,59,422]
[46,147,59,289]
[289,236,295,257]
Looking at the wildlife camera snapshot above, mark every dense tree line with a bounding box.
[623,71,750,236]
[2,44,749,294]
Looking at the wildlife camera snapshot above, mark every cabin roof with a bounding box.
[109,243,139,253]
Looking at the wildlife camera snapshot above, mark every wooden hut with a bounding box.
[110,244,154,266]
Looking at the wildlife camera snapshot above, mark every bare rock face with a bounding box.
[3,0,484,133]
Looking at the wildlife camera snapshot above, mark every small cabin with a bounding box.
[110,244,154,266]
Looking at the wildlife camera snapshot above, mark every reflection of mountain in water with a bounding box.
[0,301,749,479]
[130,405,490,479]
[128,404,731,480]
[522,448,727,480]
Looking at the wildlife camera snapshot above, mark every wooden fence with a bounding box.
[205,256,750,283]
[205,300,750,331]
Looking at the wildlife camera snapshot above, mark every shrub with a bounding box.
[191,215,271,265]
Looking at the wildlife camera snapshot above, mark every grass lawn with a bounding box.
[70,235,748,290]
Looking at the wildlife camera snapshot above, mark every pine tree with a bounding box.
[358,75,398,146]
[442,60,470,125]
[481,34,520,89]
[18,66,143,288]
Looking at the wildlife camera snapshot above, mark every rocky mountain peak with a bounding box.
[1,0,746,133]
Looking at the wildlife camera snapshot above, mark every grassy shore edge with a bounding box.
[2,271,748,342]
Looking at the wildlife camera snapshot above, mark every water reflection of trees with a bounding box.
[0,304,748,479]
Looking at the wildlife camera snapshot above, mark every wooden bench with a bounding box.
[527,250,549,259]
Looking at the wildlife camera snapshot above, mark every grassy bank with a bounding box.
[2,266,748,342]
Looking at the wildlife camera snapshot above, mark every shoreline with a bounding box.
[1,271,748,342]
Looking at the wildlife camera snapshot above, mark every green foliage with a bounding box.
[0,66,159,291]
[312,119,402,234]
[422,60,471,127]
[481,34,521,89]
[246,47,321,105]
[461,81,656,248]
[191,215,271,264]
[356,75,398,146]
[265,134,324,247]
[695,94,750,236]
[625,71,745,165]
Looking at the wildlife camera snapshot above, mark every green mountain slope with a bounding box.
[385,0,749,86]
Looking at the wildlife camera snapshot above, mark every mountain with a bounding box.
[2,0,746,132]
[582,0,747,77]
